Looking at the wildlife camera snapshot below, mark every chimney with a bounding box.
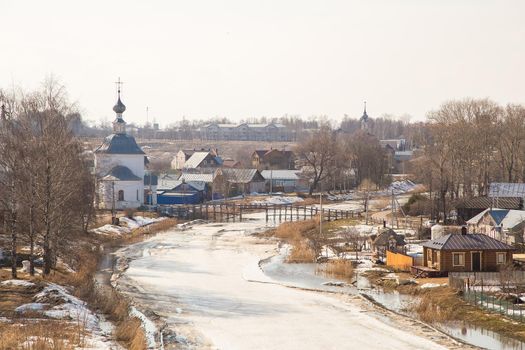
[461,226,467,235]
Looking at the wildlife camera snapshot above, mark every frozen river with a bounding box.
[113,212,461,349]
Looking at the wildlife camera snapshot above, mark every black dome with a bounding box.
[113,97,126,114]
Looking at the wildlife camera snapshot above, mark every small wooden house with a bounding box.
[466,208,525,244]
[421,232,515,273]
[371,229,406,260]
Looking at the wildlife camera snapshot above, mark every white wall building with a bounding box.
[94,88,145,210]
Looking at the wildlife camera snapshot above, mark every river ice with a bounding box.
[116,212,447,350]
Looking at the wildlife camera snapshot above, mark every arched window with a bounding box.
[118,190,124,201]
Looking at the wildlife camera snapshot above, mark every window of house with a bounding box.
[452,252,465,266]
[496,252,507,265]
[118,190,124,201]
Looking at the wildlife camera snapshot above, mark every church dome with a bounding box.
[113,97,126,114]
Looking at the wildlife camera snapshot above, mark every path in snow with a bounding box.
[114,212,462,350]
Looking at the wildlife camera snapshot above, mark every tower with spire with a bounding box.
[94,79,149,210]
[360,101,369,131]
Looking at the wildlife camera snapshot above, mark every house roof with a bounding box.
[261,170,300,180]
[179,173,214,183]
[102,166,141,181]
[222,168,264,183]
[394,151,413,161]
[467,208,525,230]
[184,151,222,168]
[157,180,206,192]
[373,229,406,246]
[95,134,145,154]
[489,182,525,198]
[422,233,515,251]
[456,197,522,210]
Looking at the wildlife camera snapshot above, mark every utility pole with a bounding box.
[111,181,116,224]
[391,189,395,228]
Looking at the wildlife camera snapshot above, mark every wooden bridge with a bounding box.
[158,202,360,223]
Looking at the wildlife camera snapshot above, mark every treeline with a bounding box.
[0,80,94,278]
[296,124,391,195]
[414,98,525,220]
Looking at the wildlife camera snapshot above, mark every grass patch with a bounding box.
[317,259,354,282]
[412,286,525,342]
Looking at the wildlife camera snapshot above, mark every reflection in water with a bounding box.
[261,252,525,350]
[439,322,525,350]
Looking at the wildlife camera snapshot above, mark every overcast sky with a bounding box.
[1,0,524,126]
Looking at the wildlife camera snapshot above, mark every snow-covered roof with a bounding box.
[183,152,208,168]
[489,183,525,198]
[179,173,214,183]
[467,208,525,230]
[261,170,300,180]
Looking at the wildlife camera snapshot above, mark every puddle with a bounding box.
[261,254,357,294]
[439,322,525,350]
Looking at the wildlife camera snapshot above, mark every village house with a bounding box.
[456,197,523,223]
[251,149,296,171]
[183,150,222,169]
[466,208,525,244]
[421,230,515,274]
[221,168,266,196]
[179,169,225,200]
[261,169,307,193]
[156,174,206,205]
[171,148,220,170]
[94,88,146,210]
[370,228,406,260]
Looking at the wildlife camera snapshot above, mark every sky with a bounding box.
[1,0,524,127]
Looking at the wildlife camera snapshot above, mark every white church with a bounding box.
[94,86,149,210]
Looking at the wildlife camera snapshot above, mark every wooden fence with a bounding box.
[158,203,360,224]
[386,251,414,271]
[449,271,525,287]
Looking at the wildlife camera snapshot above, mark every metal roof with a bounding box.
[179,173,214,183]
[489,183,525,198]
[456,196,522,210]
[467,208,525,230]
[261,170,300,180]
[222,168,264,184]
[183,152,222,168]
[102,166,141,181]
[95,134,145,155]
[422,233,515,251]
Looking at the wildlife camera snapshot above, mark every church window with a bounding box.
[118,190,124,201]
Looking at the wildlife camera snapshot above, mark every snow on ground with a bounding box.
[1,279,36,287]
[91,216,165,235]
[129,306,158,349]
[14,283,121,349]
[115,211,446,350]
[251,195,304,205]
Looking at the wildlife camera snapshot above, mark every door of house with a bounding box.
[472,252,481,271]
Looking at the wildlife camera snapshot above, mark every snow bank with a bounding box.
[91,216,165,235]
[420,283,445,289]
[15,302,47,312]
[251,196,304,205]
[326,193,353,201]
[1,279,36,287]
[129,306,157,349]
[34,283,99,329]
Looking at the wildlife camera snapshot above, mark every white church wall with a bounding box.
[98,180,144,210]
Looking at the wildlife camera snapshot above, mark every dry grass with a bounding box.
[317,259,354,281]
[288,241,317,263]
[273,219,318,263]
[0,320,87,350]
[134,218,178,235]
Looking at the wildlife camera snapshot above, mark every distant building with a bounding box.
[199,122,295,141]
[183,151,222,169]
[251,149,296,170]
[489,183,525,199]
[172,148,219,170]
[94,86,145,210]
[467,208,525,244]
[360,102,369,131]
[261,170,307,193]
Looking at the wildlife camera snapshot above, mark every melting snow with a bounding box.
[1,279,36,287]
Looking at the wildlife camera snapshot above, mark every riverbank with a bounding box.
[111,211,465,349]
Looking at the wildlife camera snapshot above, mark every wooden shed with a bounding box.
[421,232,515,273]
